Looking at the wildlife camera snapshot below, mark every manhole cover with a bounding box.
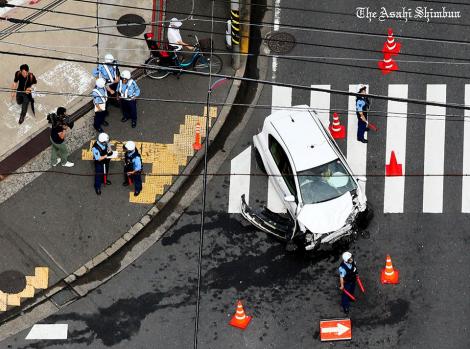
[265,31,296,54]
[116,14,146,37]
[0,270,26,293]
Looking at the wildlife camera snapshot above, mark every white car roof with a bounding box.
[267,105,338,172]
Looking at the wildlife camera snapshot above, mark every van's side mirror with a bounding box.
[284,195,296,202]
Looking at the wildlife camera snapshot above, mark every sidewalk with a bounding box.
[0,0,240,322]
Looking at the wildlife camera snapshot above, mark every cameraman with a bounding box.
[50,107,74,167]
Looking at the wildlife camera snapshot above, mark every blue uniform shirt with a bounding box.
[356,99,366,112]
[128,151,142,171]
[339,262,353,278]
[92,87,108,105]
[92,141,106,161]
[117,79,141,99]
[93,64,118,82]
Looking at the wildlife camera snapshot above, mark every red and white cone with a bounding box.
[328,112,346,139]
[382,28,401,56]
[378,53,398,75]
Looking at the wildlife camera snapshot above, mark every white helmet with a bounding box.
[96,78,106,89]
[121,70,131,79]
[98,132,109,143]
[104,53,114,63]
[169,17,182,28]
[342,252,352,262]
[124,141,135,151]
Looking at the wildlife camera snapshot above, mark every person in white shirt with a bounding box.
[167,18,193,60]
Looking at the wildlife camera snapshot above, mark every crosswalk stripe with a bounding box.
[346,84,368,186]
[26,324,68,340]
[384,85,408,213]
[422,84,446,213]
[272,86,292,112]
[310,85,331,128]
[228,146,252,213]
[267,178,287,213]
[461,85,470,212]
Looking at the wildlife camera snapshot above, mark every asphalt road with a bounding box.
[2,0,470,348]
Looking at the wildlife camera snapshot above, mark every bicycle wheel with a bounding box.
[144,56,170,80]
[194,54,223,74]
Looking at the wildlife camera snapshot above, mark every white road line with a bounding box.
[228,146,252,213]
[26,324,68,340]
[462,85,470,212]
[423,84,446,213]
[272,0,281,80]
[271,86,292,112]
[310,85,331,128]
[346,84,368,183]
[384,85,408,213]
[267,179,286,213]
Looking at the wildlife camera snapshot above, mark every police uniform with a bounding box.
[356,95,369,142]
[339,260,358,313]
[92,86,108,132]
[92,141,112,194]
[123,149,143,196]
[117,79,140,128]
[93,63,120,106]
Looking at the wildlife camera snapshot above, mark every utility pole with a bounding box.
[230,0,240,70]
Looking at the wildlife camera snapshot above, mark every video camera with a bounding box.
[47,107,74,129]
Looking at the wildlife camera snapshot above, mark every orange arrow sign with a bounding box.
[320,319,351,341]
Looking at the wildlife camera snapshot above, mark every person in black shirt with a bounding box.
[11,64,37,124]
[50,107,74,167]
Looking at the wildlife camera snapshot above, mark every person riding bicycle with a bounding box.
[167,18,193,61]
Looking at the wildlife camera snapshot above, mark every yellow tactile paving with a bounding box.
[0,267,49,312]
[82,107,218,204]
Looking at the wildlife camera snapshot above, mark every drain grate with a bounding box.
[50,285,79,307]
[265,31,296,54]
[116,14,146,37]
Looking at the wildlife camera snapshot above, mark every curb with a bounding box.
[0,57,248,330]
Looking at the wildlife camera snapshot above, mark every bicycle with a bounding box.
[144,33,223,80]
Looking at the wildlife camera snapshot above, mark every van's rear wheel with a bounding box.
[254,147,266,174]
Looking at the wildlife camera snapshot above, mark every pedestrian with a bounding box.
[122,141,142,196]
[117,70,140,128]
[50,107,74,167]
[92,78,108,133]
[356,85,370,144]
[339,251,358,315]
[11,64,37,124]
[93,53,120,110]
[92,132,113,195]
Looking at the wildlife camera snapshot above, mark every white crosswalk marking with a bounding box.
[461,85,470,212]
[228,146,252,213]
[384,85,408,213]
[346,85,368,184]
[310,85,331,128]
[267,179,286,213]
[423,85,446,213]
[26,324,68,340]
[272,86,292,112]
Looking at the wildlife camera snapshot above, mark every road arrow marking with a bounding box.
[26,324,68,340]
[321,323,349,336]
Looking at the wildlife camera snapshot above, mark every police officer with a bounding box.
[93,53,120,108]
[92,78,108,132]
[339,251,358,315]
[356,85,370,144]
[122,141,142,196]
[92,133,113,195]
[117,70,140,128]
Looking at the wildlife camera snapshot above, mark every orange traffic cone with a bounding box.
[378,53,398,75]
[382,28,401,56]
[328,112,346,139]
[385,151,403,176]
[229,300,252,330]
[193,122,202,151]
[381,255,399,284]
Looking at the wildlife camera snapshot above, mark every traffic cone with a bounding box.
[385,151,403,176]
[328,112,346,139]
[382,28,401,56]
[381,255,400,284]
[193,122,202,151]
[229,300,252,330]
[378,53,398,75]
